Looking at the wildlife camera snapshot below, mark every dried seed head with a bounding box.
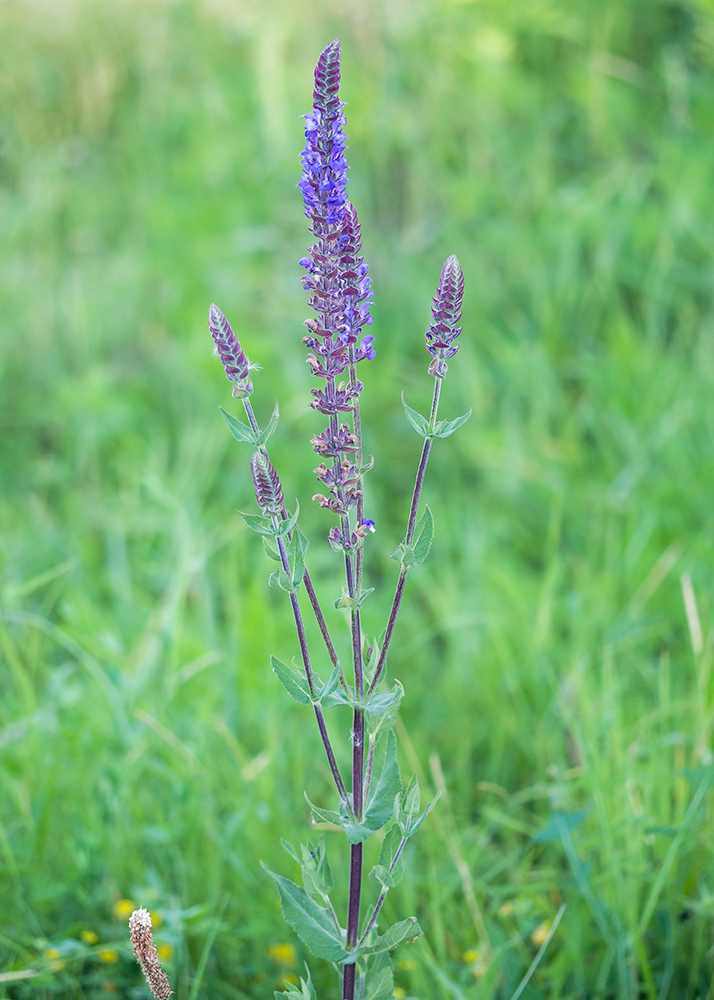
[129,908,173,1000]
[251,451,284,515]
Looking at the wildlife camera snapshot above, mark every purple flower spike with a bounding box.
[251,451,284,516]
[209,303,253,397]
[425,254,464,378]
[299,40,348,229]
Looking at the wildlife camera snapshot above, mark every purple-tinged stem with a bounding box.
[367,377,442,698]
[357,834,408,946]
[272,525,349,804]
[242,397,350,692]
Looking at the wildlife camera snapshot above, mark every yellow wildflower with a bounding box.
[398,958,417,971]
[462,949,480,964]
[80,930,99,945]
[43,948,62,960]
[268,943,297,966]
[498,901,515,917]
[113,899,135,920]
[98,947,119,964]
[149,910,164,929]
[282,974,300,987]
[393,989,406,1000]
[531,920,552,947]
[157,943,174,961]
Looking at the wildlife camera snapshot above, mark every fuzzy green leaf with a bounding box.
[220,405,256,444]
[431,408,472,439]
[365,681,403,718]
[238,511,276,536]
[411,505,434,567]
[304,792,342,828]
[375,823,405,885]
[275,501,300,538]
[364,957,395,1000]
[367,864,397,890]
[255,400,280,446]
[262,536,281,562]
[368,917,422,955]
[269,566,298,594]
[288,527,309,589]
[262,865,347,963]
[299,838,334,902]
[342,731,401,844]
[271,656,311,705]
[401,393,430,438]
[367,684,403,739]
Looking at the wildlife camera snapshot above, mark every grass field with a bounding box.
[2,0,714,996]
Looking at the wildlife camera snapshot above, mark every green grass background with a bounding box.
[1,0,714,996]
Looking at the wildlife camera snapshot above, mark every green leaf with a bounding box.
[368,864,396,890]
[262,865,347,963]
[289,527,309,589]
[318,666,343,703]
[269,566,298,594]
[365,681,403,719]
[220,405,257,444]
[304,792,342,828]
[396,778,441,838]
[281,839,301,865]
[401,393,430,438]
[239,511,276,536]
[374,824,405,886]
[262,536,281,562]
[299,838,334,902]
[367,684,403,739]
[364,957,395,1000]
[334,585,374,612]
[359,731,401,839]
[431,408,472,439]
[255,399,280,446]
[271,656,311,705]
[411,505,434,566]
[368,917,422,955]
[275,501,300,538]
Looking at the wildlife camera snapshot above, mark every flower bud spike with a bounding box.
[129,909,173,1000]
[251,451,284,516]
[209,303,253,396]
[425,254,464,377]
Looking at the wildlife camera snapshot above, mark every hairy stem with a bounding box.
[357,835,408,946]
[273,528,349,804]
[368,377,442,697]
[243,398,350,692]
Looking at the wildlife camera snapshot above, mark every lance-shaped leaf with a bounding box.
[261,865,347,963]
[304,792,342,828]
[255,400,280,446]
[269,565,298,594]
[411,506,434,566]
[274,501,301,538]
[366,917,422,956]
[395,778,441,839]
[239,511,277,536]
[364,956,394,1000]
[340,731,401,843]
[364,681,403,718]
[401,393,430,439]
[263,536,281,562]
[367,683,403,739]
[431,408,472,439]
[299,838,334,902]
[220,405,256,444]
[274,965,316,1000]
[318,666,342,703]
[289,527,309,589]
[272,656,312,705]
[368,824,405,890]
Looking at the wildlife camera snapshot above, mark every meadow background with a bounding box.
[1,0,714,996]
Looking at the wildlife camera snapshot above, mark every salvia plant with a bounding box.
[130,38,469,1000]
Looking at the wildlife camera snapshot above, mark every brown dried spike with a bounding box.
[129,908,173,1000]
